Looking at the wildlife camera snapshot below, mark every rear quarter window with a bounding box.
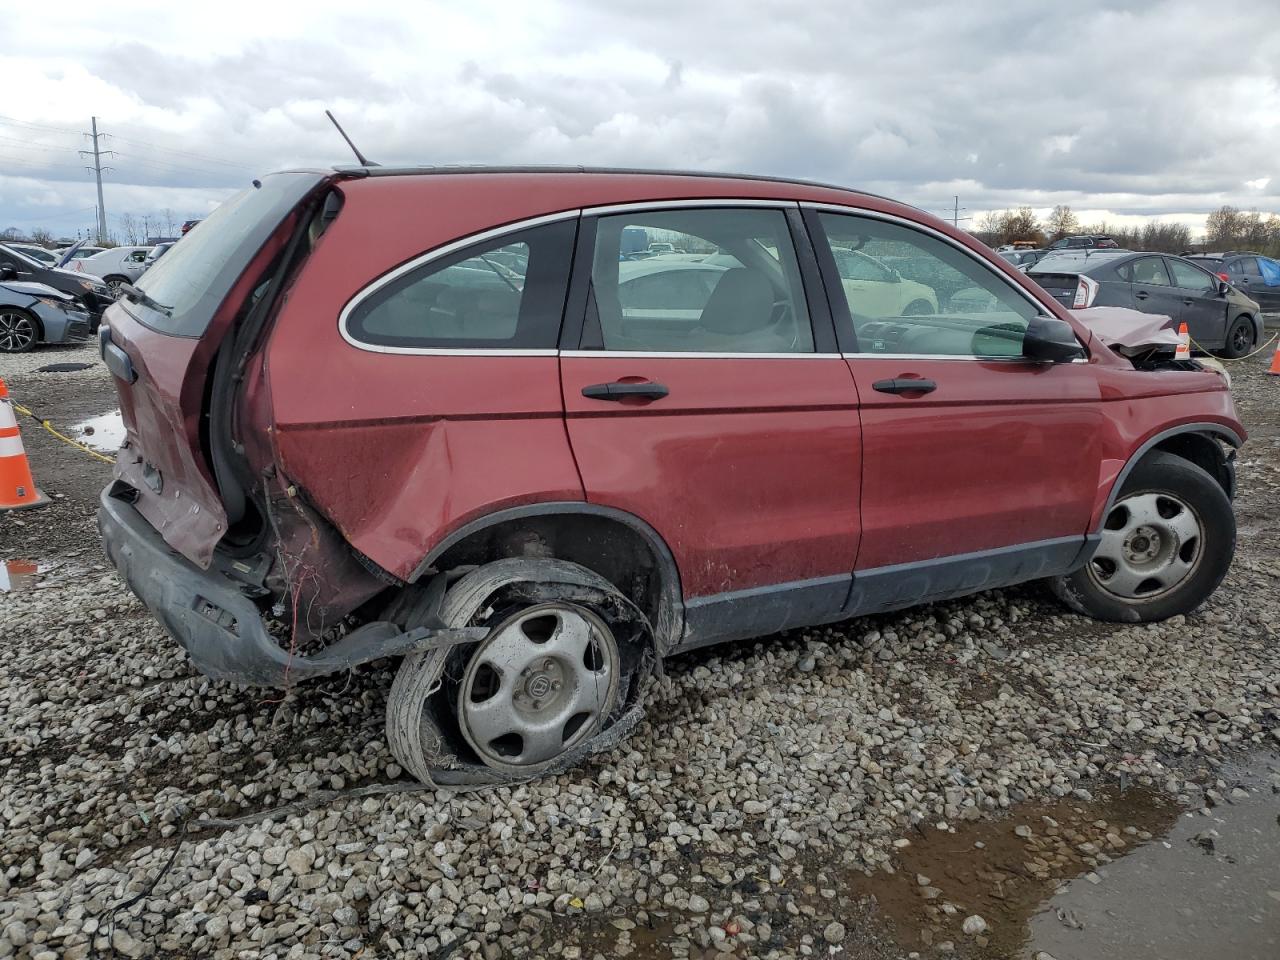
[342,218,576,352]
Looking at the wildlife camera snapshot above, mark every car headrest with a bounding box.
[699,268,774,335]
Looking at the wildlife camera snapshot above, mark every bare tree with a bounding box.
[118,213,141,245]
[29,227,53,246]
[1045,205,1079,241]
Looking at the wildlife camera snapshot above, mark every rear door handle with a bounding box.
[872,378,937,395]
[581,381,669,401]
[1182,298,1195,306]
[1135,291,1149,300]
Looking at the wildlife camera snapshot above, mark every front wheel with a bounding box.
[1217,315,1255,359]
[0,309,39,353]
[1050,451,1235,622]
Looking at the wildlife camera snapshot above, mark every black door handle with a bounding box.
[1135,291,1149,300]
[872,378,937,395]
[582,381,669,401]
[1183,298,1195,306]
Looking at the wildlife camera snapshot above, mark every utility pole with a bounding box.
[952,196,970,229]
[79,117,114,243]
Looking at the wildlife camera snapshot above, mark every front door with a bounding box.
[805,207,1104,613]
[559,204,863,646]
[1127,256,1185,327]
[1166,257,1229,348]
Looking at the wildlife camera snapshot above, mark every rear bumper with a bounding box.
[98,485,304,685]
[99,485,485,687]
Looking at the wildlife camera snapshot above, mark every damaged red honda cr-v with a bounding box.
[98,167,1244,786]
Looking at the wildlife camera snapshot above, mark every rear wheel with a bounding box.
[902,299,933,316]
[1217,315,1255,359]
[103,275,130,299]
[386,558,651,785]
[0,309,39,353]
[1050,451,1234,622]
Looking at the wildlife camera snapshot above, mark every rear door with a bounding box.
[560,203,862,644]
[806,207,1103,612]
[1231,256,1280,311]
[1166,257,1229,347]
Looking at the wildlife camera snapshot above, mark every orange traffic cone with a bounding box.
[1175,322,1191,360]
[0,380,49,511]
[1268,335,1280,376]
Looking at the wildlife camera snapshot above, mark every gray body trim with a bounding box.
[680,574,853,651]
[413,501,685,653]
[1098,423,1243,531]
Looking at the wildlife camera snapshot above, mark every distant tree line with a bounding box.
[972,203,1280,257]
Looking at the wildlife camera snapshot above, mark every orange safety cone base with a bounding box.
[2,487,49,511]
[1267,337,1280,376]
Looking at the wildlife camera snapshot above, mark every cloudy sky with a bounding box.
[1,0,1278,241]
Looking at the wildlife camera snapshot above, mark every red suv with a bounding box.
[98,168,1244,786]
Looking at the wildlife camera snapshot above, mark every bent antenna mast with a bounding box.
[325,110,378,167]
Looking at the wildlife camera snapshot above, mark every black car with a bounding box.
[1185,252,1280,313]
[1048,234,1119,251]
[1028,251,1262,358]
[0,243,114,330]
[997,248,1049,269]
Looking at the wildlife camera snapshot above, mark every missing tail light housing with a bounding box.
[1072,274,1099,309]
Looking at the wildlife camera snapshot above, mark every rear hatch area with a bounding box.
[1028,271,1080,310]
[100,171,327,568]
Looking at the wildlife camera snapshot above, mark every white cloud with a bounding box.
[1,0,1279,238]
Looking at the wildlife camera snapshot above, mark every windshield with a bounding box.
[133,171,326,336]
[0,244,44,269]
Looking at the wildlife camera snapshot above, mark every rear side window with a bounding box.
[1237,257,1263,278]
[1129,257,1171,286]
[344,219,575,351]
[585,208,814,354]
[817,212,1038,358]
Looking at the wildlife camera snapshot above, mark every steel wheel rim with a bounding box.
[1231,322,1250,353]
[457,602,619,771]
[1088,491,1204,601]
[0,311,34,351]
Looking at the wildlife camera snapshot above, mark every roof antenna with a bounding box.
[325,109,378,167]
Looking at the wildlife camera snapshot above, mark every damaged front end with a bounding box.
[1072,306,1230,383]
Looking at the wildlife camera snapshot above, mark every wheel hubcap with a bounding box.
[0,312,34,351]
[457,603,619,770]
[1090,491,1203,600]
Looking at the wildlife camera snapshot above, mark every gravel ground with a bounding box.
[1,346,1278,959]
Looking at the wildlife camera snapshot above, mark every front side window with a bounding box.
[817,212,1039,357]
[345,219,575,350]
[586,208,813,354]
[1130,257,1171,286]
[1167,258,1214,292]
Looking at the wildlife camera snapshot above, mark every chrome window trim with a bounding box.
[338,208,581,355]
[563,350,842,360]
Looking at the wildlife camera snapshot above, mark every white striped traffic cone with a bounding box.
[1175,322,1191,360]
[0,379,49,511]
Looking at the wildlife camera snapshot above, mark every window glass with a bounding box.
[817,212,1039,358]
[1130,257,1171,286]
[1238,257,1262,278]
[346,220,575,350]
[587,208,813,353]
[1167,258,1213,291]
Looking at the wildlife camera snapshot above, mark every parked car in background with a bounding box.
[1186,252,1280,313]
[1048,234,1119,251]
[9,243,58,265]
[998,248,1049,270]
[143,242,175,270]
[181,219,202,234]
[0,244,114,330]
[0,280,92,352]
[56,244,106,265]
[71,245,153,295]
[99,166,1243,788]
[1028,251,1262,357]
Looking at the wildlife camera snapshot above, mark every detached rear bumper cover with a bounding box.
[98,487,485,686]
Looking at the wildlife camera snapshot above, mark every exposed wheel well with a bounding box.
[103,274,130,284]
[422,508,683,652]
[1147,431,1234,499]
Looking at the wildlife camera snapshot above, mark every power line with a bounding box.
[107,134,251,170]
[0,113,83,136]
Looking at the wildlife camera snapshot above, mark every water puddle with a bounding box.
[840,787,1181,956]
[73,410,125,453]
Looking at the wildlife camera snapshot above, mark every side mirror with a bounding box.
[1217,280,1230,296]
[0,263,15,281]
[1023,315,1085,363]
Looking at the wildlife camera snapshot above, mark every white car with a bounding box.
[70,245,153,294]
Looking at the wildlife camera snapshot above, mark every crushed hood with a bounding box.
[1071,306,1180,356]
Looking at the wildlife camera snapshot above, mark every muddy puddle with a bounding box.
[72,409,125,453]
[545,760,1278,959]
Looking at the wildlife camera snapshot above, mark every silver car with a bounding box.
[0,281,92,353]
